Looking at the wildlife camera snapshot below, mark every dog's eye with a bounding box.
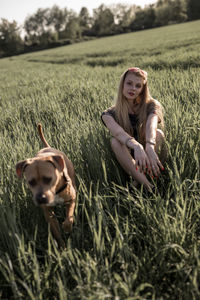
[28,179,37,187]
[43,177,52,184]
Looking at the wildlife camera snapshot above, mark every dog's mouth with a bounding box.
[34,193,64,206]
[35,193,48,205]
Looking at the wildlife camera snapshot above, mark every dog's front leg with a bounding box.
[42,206,65,249]
[62,199,76,232]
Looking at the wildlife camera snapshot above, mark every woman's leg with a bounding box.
[155,129,167,164]
[110,137,153,190]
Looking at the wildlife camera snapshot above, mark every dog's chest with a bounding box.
[54,195,65,205]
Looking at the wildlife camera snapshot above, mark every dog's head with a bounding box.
[16,155,66,206]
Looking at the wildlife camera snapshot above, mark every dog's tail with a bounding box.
[37,123,50,148]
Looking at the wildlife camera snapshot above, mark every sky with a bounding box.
[1,0,157,26]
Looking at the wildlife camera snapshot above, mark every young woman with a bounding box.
[101,67,166,191]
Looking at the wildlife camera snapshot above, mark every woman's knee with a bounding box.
[156,129,165,145]
[110,137,123,152]
[156,129,167,161]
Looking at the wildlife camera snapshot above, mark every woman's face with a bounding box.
[123,73,144,101]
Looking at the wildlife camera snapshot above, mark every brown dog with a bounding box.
[16,124,76,248]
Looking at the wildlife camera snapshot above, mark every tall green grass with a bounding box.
[0,20,199,299]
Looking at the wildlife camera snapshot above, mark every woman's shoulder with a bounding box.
[101,106,116,126]
[101,106,116,117]
[148,98,161,105]
[147,98,162,112]
[147,98,164,122]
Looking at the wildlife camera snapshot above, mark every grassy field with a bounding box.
[0,20,199,299]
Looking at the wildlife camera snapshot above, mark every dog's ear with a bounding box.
[16,160,29,178]
[51,155,65,172]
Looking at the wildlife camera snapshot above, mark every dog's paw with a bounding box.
[62,217,73,232]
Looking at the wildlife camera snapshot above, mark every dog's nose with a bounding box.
[36,193,48,205]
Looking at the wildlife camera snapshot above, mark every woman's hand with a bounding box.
[145,143,164,177]
[131,142,150,173]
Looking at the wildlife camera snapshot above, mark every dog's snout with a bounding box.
[36,193,48,205]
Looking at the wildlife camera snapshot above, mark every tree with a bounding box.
[0,18,24,56]
[56,9,82,41]
[79,7,93,36]
[64,18,82,40]
[47,5,69,34]
[130,5,156,30]
[171,0,188,23]
[187,0,200,20]
[92,5,115,36]
[154,2,171,25]
[162,0,188,24]
[154,0,187,26]
[110,4,138,33]
[24,8,51,45]
[79,7,91,28]
[24,8,50,36]
[24,6,74,46]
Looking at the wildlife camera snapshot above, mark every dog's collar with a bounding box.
[56,182,68,195]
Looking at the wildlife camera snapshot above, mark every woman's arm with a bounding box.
[145,113,158,144]
[145,113,163,175]
[102,114,138,146]
[102,114,151,172]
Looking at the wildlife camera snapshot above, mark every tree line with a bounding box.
[0,0,199,58]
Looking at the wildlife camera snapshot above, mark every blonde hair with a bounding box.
[115,67,164,145]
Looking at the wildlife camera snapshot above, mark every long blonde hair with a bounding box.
[115,67,164,145]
